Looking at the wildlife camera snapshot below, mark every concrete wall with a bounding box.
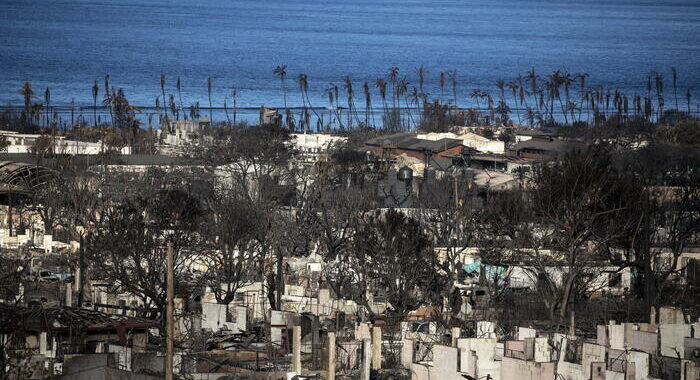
[630,330,658,355]
[201,302,227,332]
[581,343,606,379]
[457,338,500,380]
[410,345,463,380]
[501,356,555,380]
[660,324,692,358]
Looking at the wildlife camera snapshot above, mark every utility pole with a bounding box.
[165,242,174,380]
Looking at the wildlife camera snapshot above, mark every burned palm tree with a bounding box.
[44,88,51,128]
[176,77,185,120]
[506,81,522,124]
[325,84,339,128]
[324,84,335,109]
[469,88,484,112]
[103,86,115,129]
[388,67,400,109]
[363,81,372,127]
[342,75,360,129]
[19,81,35,129]
[671,67,678,111]
[160,73,167,127]
[417,65,427,109]
[92,80,99,128]
[408,86,421,128]
[154,96,161,130]
[396,78,412,127]
[654,71,664,121]
[273,65,288,127]
[376,78,388,126]
[207,77,213,122]
[297,74,309,132]
[447,70,458,106]
[439,72,446,103]
[232,88,238,127]
[297,73,320,130]
[525,68,540,114]
[576,73,589,122]
[169,94,177,121]
[223,97,230,124]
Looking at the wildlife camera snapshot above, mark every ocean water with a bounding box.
[1,0,699,115]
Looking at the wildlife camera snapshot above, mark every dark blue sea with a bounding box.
[1,0,699,120]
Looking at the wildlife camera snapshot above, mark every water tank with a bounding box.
[397,166,413,182]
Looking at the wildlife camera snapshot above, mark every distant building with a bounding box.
[259,106,281,126]
[417,131,505,154]
[0,130,131,155]
[512,136,585,160]
[288,133,347,163]
[364,133,466,162]
[159,118,210,147]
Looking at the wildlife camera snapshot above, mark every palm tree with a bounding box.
[273,65,288,126]
[92,80,99,128]
[686,89,692,114]
[207,77,213,122]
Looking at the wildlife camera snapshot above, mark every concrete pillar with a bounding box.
[39,332,48,355]
[327,332,336,380]
[451,327,461,347]
[361,339,371,380]
[371,326,382,370]
[318,289,330,315]
[400,339,414,368]
[292,325,302,374]
[234,306,247,332]
[65,283,72,307]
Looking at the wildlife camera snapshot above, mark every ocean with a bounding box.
[1,0,699,121]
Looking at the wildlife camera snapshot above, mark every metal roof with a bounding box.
[0,161,56,195]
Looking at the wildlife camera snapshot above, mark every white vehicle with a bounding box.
[35,269,60,283]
